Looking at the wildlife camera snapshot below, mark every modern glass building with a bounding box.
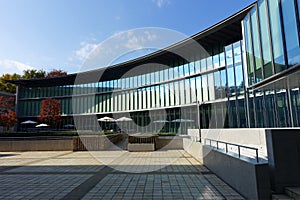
[10,0,300,133]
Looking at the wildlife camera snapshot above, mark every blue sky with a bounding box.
[0,0,255,76]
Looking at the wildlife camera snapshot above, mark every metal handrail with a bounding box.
[204,138,259,163]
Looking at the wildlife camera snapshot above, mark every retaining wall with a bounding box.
[0,137,73,151]
[203,145,270,199]
[156,136,184,150]
[73,134,123,151]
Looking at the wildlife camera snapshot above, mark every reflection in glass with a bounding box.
[281,0,300,67]
[250,7,263,82]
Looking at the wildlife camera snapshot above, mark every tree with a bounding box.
[0,110,17,131]
[46,69,67,78]
[0,96,15,111]
[39,98,61,127]
[0,96,17,131]
[0,73,21,93]
[22,69,46,79]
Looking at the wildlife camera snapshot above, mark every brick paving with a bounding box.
[0,150,244,199]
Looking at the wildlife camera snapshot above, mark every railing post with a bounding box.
[217,141,219,149]
[226,143,228,153]
[256,149,259,163]
[238,147,241,158]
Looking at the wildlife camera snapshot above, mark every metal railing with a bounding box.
[204,138,259,163]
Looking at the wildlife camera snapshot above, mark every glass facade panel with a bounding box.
[196,76,202,102]
[202,75,208,102]
[227,66,235,97]
[250,8,263,83]
[235,64,244,95]
[268,0,286,73]
[214,71,221,99]
[194,60,200,73]
[185,79,191,104]
[281,0,300,67]
[208,73,215,101]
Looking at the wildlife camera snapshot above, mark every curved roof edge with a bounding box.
[8,2,255,87]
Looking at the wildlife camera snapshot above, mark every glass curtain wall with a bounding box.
[243,0,300,84]
[242,0,300,128]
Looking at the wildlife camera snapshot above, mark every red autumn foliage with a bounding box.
[0,96,17,130]
[0,110,17,129]
[46,70,67,78]
[39,98,61,126]
[0,96,15,111]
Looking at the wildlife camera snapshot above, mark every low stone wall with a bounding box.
[203,145,270,199]
[73,134,123,151]
[156,136,184,150]
[188,128,267,159]
[183,137,270,199]
[0,134,123,151]
[0,137,73,151]
[128,143,155,152]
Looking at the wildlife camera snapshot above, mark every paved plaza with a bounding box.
[0,150,244,199]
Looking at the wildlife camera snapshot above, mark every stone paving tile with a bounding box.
[204,174,245,200]
[82,174,230,200]
[0,174,92,200]
[0,150,245,199]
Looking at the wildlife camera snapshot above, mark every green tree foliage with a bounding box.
[0,69,67,94]
[22,69,46,79]
[0,73,21,93]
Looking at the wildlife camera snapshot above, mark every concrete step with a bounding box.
[286,187,300,200]
[272,194,294,200]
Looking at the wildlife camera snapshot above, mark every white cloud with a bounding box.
[0,59,34,75]
[74,28,186,72]
[75,42,98,61]
[152,0,170,8]
[74,31,158,64]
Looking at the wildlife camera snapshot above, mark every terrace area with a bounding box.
[0,150,244,200]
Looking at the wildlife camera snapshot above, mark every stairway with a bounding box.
[272,187,300,200]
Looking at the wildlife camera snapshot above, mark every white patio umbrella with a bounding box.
[153,120,169,123]
[98,116,116,130]
[116,117,133,122]
[35,123,49,128]
[21,120,37,124]
[171,119,194,123]
[115,117,133,133]
[97,116,116,122]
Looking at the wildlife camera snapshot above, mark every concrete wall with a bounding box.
[156,136,184,150]
[203,145,270,199]
[73,134,123,151]
[0,134,123,151]
[128,143,155,152]
[266,129,300,193]
[0,137,73,151]
[183,137,205,162]
[184,129,272,199]
[188,128,267,159]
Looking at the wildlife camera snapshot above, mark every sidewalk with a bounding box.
[0,150,244,199]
